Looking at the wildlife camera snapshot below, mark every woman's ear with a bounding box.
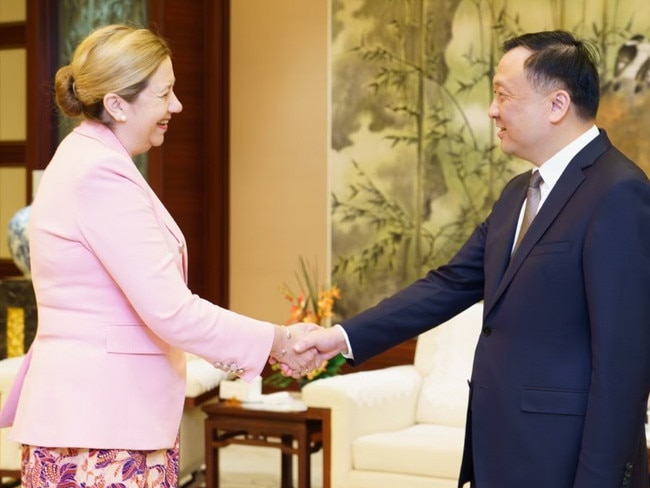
[103,93,127,122]
[549,89,570,123]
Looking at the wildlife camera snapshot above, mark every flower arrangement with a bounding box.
[264,257,345,388]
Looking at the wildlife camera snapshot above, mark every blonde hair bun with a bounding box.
[54,64,84,117]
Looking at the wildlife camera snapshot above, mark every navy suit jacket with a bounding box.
[342,130,650,488]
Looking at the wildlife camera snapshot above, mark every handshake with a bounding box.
[268,322,348,378]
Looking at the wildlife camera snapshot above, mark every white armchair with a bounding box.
[302,303,483,488]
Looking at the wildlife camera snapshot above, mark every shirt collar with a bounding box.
[537,125,599,191]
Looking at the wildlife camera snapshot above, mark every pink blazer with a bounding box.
[0,121,273,450]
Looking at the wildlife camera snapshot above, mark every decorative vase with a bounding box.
[7,205,31,278]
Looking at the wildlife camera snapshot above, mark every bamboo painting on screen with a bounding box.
[329,0,650,316]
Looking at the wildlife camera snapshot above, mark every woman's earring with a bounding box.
[120,114,127,122]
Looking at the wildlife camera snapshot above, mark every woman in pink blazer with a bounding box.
[0,24,320,488]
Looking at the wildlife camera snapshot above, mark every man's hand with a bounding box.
[294,325,349,360]
[269,322,326,378]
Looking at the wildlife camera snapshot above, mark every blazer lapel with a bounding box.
[160,204,188,282]
[486,131,611,315]
[75,121,190,283]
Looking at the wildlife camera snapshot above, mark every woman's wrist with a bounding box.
[271,324,292,359]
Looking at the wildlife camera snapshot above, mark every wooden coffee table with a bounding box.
[203,400,330,488]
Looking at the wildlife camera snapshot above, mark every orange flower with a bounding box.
[281,258,339,326]
[265,257,345,389]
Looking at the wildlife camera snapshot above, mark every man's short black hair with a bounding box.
[503,31,600,120]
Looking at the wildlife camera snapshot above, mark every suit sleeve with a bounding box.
[342,219,486,364]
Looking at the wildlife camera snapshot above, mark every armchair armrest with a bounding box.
[0,356,27,475]
[302,365,422,488]
[184,353,229,408]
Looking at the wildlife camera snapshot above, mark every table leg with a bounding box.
[214,439,221,488]
[321,412,331,488]
[297,429,310,488]
[281,434,293,488]
[204,422,220,488]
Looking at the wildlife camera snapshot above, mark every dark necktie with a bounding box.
[513,171,543,252]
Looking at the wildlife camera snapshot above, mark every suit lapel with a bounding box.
[76,120,190,282]
[164,219,188,283]
[162,211,188,283]
[485,131,611,316]
[482,176,527,308]
[146,187,188,283]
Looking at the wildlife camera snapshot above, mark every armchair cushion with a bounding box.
[353,424,464,479]
[414,304,483,426]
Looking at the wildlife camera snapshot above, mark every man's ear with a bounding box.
[549,89,570,123]
[103,93,127,122]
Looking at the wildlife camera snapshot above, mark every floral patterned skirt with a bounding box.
[20,441,179,488]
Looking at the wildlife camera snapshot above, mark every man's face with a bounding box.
[488,47,555,165]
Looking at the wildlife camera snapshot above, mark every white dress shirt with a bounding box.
[512,125,599,250]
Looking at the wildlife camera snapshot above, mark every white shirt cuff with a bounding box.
[334,323,354,359]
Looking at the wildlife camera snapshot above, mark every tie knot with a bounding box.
[529,171,543,189]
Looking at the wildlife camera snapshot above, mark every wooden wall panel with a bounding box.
[0,1,58,279]
[26,0,57,174]
[148,0,230,306]
[0,22,25,47]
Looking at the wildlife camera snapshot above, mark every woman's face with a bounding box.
[118,56,183,156]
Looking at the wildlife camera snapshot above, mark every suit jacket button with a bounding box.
[482,326,492,336]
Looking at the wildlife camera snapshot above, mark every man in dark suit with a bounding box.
[296,31,650,487]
